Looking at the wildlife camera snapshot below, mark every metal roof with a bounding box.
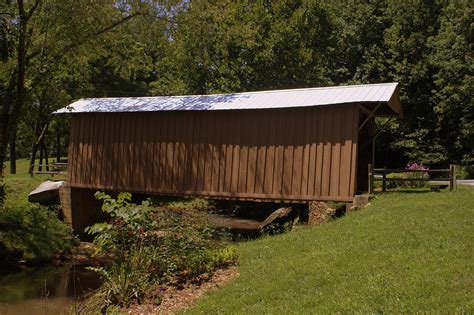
[54,82,401,116]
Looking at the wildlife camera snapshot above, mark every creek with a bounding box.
[0,264,101,315]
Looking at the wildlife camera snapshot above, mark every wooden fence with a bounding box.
[368,164,457,194]
[32,162,68,176]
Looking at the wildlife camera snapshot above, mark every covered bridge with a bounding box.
[56,83,401,234]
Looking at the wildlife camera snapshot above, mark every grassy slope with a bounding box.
[189,186,474,313]
[3,158,65,208]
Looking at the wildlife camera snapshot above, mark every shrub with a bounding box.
[0,179,5,206]
[404,162,430,188]
[85,192,237,311]
[385,163,430,190]
[457,165,474,179]
[0,203,75,266]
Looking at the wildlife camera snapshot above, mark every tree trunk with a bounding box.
[38,139,44,172]
[56,126,61,162]
[44,140,49,172]
[9,131,17,174]
[28,122,49,175]
[28,124,40,176]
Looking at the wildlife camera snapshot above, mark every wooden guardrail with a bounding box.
[368,164,457,194]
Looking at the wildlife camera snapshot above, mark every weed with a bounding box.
[84,192,237,311]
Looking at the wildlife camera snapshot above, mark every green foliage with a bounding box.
[0,180,5,206]
[0,203,74,265]
[189,186,474,313]
[85,192,237,310]
[2,1,473,170]
[456,164,474,180]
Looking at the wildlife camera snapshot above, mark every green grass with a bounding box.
[3,158,65,208]
[188,186,474,313]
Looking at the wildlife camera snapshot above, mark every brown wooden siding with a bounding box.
[67,104,360,202]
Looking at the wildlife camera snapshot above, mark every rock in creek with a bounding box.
[28,180,65,205]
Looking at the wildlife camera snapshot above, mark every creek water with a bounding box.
[0,264,101,315]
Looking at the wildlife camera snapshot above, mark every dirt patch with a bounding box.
[125,267,238,314]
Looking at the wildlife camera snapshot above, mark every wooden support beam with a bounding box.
[359,103,383,132]
[368,164,374,194]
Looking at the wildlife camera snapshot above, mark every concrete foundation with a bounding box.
[59,186,107,240]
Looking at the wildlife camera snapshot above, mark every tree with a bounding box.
[0,0,169,180]
[430,1,474,165]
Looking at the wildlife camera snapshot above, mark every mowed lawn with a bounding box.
[189,186,474,313]
[3,159,65,207]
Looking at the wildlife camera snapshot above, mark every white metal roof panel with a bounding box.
[54,82,400,114]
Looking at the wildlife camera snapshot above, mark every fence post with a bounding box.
[453,164,457,191]
[368,164,374,194]
[449,164,454,191]
[382,170,387,192]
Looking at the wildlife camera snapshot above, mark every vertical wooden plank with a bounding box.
[197,113,206,192]
[84,114,94,187]
[263,110,276,194]
[239,111,250,193]
[273,109,285,196]
[143,113,152,192]
[151,113,160,191]
[67,116,77,185]
[204,112,213,192]
[282,110,295,196]
[159,113,168,191]
[246,111,258,194]
[110,114,119,189]
[307,108,318,197]
[340,106,354,197]
[96,113,105,188]
[172,113,180,192]
[330,105,342,196]
[129,113,138,191]
[170,112,179,192]
[178,112,187,192]
[321,107,332,197]
[115,114,124,190]
[179,112,189,191]
[301,108,311,196]
[218,111,226,192]
[137,113,149,192]
[167,113,176,192]
[349,104,359,196]
[292,109,304,196]
[78,115,87,186]
[104,114,114,188]
[255,110,268,194]
[191,113,200,192]
[224,111,234,192]
[231,111,241,193]
[79,114,88,186]
[184,113,194,191]
[211,112,221,192]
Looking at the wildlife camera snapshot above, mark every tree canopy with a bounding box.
[0,0,472,183]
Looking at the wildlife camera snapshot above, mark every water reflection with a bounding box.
[0,264,101,315]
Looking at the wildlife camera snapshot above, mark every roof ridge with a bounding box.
[78,82,399,101]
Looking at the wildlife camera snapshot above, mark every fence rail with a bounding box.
[32,162,68,176]
[368,164,457,194]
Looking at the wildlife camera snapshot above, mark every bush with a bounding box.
[0,203,75,266]
[85,192,237,311]
[385,163,430,190]
[457,165,474,179]
[0,179,5,206]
